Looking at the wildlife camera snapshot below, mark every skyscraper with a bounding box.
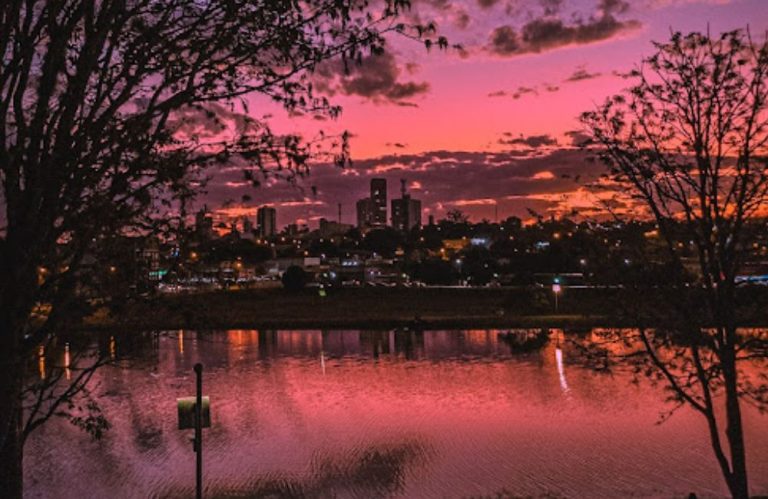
[256,205,276,238]
[356,178,388,229]
[391,179,421,231]
[242,216,254,235]
[356,198,372,228]
[370,178,387,226]
[195,206,214,240]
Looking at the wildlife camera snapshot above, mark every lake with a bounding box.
[25,329,768,498]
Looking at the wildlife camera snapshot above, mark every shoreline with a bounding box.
[82,286,768,331]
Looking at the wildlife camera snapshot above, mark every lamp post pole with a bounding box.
[194,363,203,499]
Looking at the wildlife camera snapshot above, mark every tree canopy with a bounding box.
[0,1,443,495]
[582,29,768,498]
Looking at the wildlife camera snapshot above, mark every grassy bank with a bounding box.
[85,286,768,331]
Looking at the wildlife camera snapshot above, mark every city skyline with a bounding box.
[201,0,767,227]
[3,1,768,497]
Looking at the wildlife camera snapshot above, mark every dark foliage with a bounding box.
[282,265,308,291]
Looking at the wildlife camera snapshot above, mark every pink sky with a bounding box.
[205,0,768,228]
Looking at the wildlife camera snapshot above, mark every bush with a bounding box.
[281,265,308,291]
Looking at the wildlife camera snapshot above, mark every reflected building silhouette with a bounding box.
[167,329,561,360]
[359,331,391,358]
[321,330,362,357]
[257,330,279,359]
[393,329,425,360]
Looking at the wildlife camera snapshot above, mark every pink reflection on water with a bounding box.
[25,329,768,498]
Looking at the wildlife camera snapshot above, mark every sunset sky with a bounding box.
[207,0,768,228]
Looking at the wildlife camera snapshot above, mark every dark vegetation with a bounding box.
[86,286,768,331]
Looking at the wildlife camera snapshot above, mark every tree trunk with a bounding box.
[723,336,749,499]
[0,239,34,499]
[0,324,24,499]
[0,377,24,499]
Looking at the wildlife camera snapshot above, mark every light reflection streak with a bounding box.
[64,342,71,381]
[556,346,570,394]
[38,345,45,380]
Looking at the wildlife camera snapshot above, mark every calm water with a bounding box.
[25,330,768,498]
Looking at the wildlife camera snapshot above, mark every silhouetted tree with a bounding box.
[362,227,402,257]
[582,29,768,498]
[281,265,308,291]
[445,209,469,224]
[412,258,455,285]
[0,1,443,495]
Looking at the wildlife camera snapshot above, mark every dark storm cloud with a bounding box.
[598,0,630,15]
[454,9,471,29]
[314,52,430,106]
[409,0,475,30]
[565,130,592,147]
[487,83,559,99]
[205,148,608,225]
[487,6,640,56]
[489,26,521,54]
[477,0,503,8]
[512,86,539,99]
[499,133,558,148]
[564,67,602,82]
[540,0,564,15]
[168,102,256,138]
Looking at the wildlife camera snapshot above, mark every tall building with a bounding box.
[319,218,353,238]
[195,206,214,240]
[356,178,388,228]
[257,206,276,238]
[242,216,254,235]
[370,178,387,226]
[391,179,421,231]
[356,198,372,228]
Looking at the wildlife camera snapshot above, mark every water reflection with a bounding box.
[555,347,569,394]
[38,345,46,381]
[157,439,431,498]
[25,329,768,499]
[64,342,71,381]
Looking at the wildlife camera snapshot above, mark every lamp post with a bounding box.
[194,363,203,499]
[177,363,211,499]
